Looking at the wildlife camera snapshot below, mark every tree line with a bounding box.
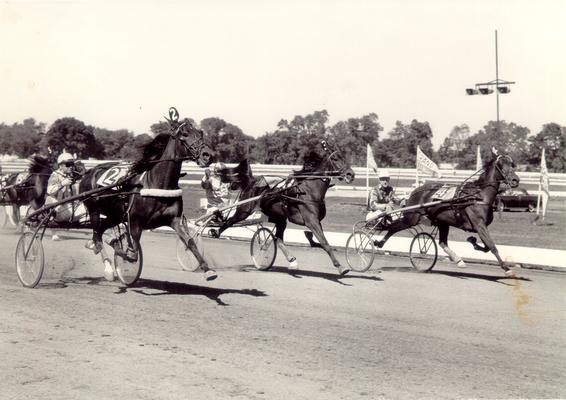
[0,112,564,172]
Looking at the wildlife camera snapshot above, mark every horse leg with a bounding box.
[466,236,490,253]
[437,224,466,268]
[304,231,322,248]
[273,219,298,270]
[171,216,217,281]
[374,212,419,248]
[303,215,349,276]
[472,220,514,276]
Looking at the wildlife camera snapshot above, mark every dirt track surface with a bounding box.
[1,229,565,399]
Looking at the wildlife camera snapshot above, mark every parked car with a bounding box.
[495,187,537,212]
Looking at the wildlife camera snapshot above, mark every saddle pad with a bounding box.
[262,175,287,189]
[431,185,457,201]
[15,172,30,184]
[96,165,130,187]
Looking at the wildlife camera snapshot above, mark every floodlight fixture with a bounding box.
[466,88,479,95]
[497,86,510,94]
[478,87,493,95]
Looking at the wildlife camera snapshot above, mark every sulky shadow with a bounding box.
[239,265,383,286]
[114,278,268,306]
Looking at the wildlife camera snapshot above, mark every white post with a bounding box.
[535,179,541,215]
[366,165,370,206]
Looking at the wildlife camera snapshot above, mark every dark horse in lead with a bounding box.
[375,148,520,276]
[79,110,217,281]
[213,141,355,275]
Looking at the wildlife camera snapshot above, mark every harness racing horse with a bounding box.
[374,147,520,276]
[0,155,54,229]
[79,110,217,281]
[214,140,355,275]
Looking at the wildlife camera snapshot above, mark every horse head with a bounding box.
[319,140,355,183]
[168,107,213,168]
[490,147,519,188]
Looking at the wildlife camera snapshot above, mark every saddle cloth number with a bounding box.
[432,185,457,201]
[96,166,129,187]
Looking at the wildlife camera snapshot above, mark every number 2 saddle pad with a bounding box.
[96,165,131,188]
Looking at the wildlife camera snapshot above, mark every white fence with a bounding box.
[2,159,565,196]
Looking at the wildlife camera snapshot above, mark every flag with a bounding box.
[540,148,550,217]
[416,146,441,178]
[476,145,482,171]
[366,144,378,173]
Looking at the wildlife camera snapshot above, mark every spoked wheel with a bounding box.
[176,235,203,272]
[409,232,438,272]
[250,227,277,270]
[345,230,375,272]
[15,232,45,288]
[113,232,143,286]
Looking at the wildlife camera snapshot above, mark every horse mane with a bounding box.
[28,155,52,174]
[130,133,171,174]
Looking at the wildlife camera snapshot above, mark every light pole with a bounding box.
[465,30,516,134]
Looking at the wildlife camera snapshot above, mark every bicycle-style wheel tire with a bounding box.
[250,227,277,270]
[176,236,203,272]
[409,232,438,272]
[15,232,45,288]
[345,230,375,272]
[114,235,143,286]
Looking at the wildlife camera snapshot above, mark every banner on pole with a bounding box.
[367,144,378,173]
[540,148,550,217]
[416,146,441,178]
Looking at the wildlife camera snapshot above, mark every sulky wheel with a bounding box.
[176,236,203,272]
[345,230,376,272]
[409,232,438,272]
[15,232,45,288]
[113,232,143,286]
[250,227,277,270]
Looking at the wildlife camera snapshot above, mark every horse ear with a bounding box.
[491,146,499,156]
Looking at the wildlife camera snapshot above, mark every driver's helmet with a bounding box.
[212,162,226,175]
[57,152,75,166]
[379,170,390,181]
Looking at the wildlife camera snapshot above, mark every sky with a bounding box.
[1,0,565,148]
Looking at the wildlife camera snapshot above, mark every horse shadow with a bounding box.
[114,278,268,306]
[429,270,532,286]
[238,265,383,286]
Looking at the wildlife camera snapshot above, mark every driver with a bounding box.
[366,170,401,221]
[45,152,80,237]
[201,162,232,214]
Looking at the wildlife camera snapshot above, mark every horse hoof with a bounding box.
[85,240,95,250]
[457,260,467,268]
[288,258,298,269]
[103,260,115,281]
[209,229,219,238]
[205,270,218,281]
[504,269,517,277]
[338,265,350,276]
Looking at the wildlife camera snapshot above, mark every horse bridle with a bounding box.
[169,121,207,163]
[493,154,517,187]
